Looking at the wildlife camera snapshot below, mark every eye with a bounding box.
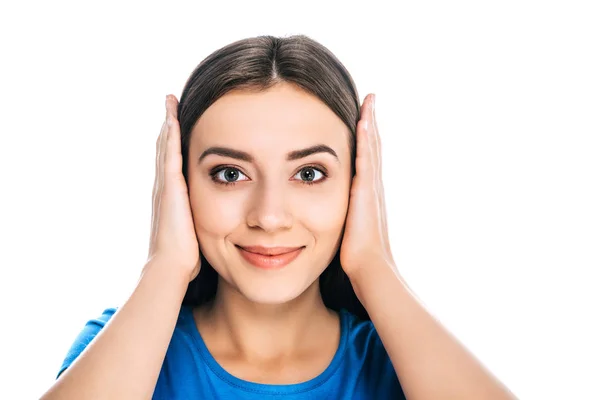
[293,166,327,185]
[211,167,250,186]
[209,165,328,187]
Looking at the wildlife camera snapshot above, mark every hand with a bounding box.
[146,95,201,282]
[340,94,395,280]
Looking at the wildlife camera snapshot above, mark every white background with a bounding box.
[1,1,598,399]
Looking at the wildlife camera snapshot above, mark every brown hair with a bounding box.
[177,34,368,321]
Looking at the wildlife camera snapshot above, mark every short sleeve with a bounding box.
[55,307,118,379]
[349,316,407,399]
[366,333,406,399]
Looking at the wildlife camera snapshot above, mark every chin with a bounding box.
[204,242,328,306]
[232,275,317,305]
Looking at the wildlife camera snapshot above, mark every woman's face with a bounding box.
[187,82,352,304]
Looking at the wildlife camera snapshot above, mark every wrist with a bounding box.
[348,260,404,303]
[141,257,192,289]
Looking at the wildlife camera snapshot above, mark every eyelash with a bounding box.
[209,164,329,187]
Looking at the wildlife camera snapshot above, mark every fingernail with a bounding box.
[372,94,376,111]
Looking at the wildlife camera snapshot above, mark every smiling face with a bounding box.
[186,82,353,305]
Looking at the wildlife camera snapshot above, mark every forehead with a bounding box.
[190,83,350,157]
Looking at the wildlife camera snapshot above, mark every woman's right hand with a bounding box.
[146,94,200,282]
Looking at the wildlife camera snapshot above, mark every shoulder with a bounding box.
[342,309,388,362]
[88,307,118,324]
[55,307,118,379]
[56,306,194,380]
[341,309,406,399]
[68,306,118,341]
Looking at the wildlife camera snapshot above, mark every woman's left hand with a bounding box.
[340,94,396,280]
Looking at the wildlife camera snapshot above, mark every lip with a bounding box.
[237,245,304,256]
[236,245,304,270]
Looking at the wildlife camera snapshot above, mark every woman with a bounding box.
[42,35,516,399]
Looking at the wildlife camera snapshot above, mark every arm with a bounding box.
[40,260,189,400]
[340,93,517,399]
[42,94,200,399]
[350,262,518,400]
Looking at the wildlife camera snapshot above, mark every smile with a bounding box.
[236,245,304,270]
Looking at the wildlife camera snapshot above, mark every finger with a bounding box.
[368,94,384,209]
[159,97,170,181]
[370,94,382,181]
[157,95,171,213]
[150,97,169,251]
[365,94,391,258]
[155,122,166,178]
[366,94,381,183]
[152,99,169,227]
[154,120,167,198]
[370,95,390,252]
[380,184,392,259]
[356,96,374,182]
[154,97,169,199]
[371,96,392,260]
[359,95,392,261]
[164,95,183,179]
[362,94,378,183]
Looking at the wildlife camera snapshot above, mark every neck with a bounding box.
[196,277,337,363]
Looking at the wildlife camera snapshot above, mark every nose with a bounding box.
[246,180,293,233]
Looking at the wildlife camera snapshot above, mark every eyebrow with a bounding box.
[198,144,339,164]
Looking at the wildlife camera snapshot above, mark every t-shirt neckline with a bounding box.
[183,305,350,395]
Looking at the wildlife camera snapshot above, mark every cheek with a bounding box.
[188,180,244,238]
[295,190,348,234]
[188,172,350,237]
[287,180,350,243]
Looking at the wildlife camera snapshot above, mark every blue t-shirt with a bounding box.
[57,306,405,399]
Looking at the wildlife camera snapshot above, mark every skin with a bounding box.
[340,95,518,399]
[169,83,517,397]
[186,82,352,383]
[41,84,517,399]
